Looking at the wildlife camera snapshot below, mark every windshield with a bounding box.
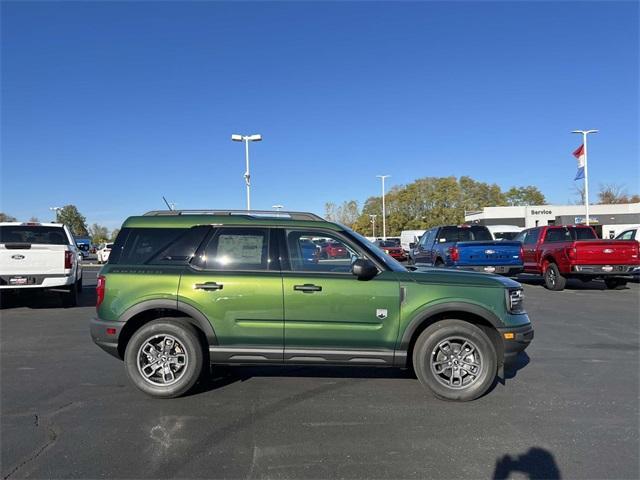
[0,226,69,245]
[378,240,398,247]
[494,231,519,240]
[346,229,407,272]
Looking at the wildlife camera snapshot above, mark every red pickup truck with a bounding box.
[514,225,640,290]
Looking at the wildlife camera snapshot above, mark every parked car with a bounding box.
[0,222,83,306]
[91,209,533,401]
[514,225,640,290]
[409,225,523,276]
[400,230,426,253]
[375,240,406,261]
[97,243,114,264]
[486,225,523,241]
[322,240,350,259]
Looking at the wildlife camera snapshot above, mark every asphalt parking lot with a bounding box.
[1,266,638,479]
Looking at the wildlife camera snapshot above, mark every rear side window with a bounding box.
[196,228,270,271]
[544,228,571,243]
[110,227,208,265]
[0,226,69,245]
[568,227,597,240]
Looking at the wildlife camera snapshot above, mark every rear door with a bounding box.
[518,228,542,272]
[280,228,400,364]
[178,227,284,363]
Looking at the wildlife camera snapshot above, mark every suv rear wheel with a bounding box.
[413,320,497,401]
[124,320,204,398]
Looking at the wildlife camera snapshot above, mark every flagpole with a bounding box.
[572,129,598,227]
[583,131,589,226]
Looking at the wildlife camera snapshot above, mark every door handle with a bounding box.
[294,284,322,293]
[194,282,223,291]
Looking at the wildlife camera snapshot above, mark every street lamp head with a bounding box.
[248,134,262,142]
[231,134,243,142]
[572,130,598,134]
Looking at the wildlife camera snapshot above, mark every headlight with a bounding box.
[506,288,525,314]
[384,249,389,254]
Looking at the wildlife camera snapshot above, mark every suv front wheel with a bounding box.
[413,320,497,401]
[124,320,204,398]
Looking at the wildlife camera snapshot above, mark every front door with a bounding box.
[279,229,400,365]
[178,227,284,363]
[519,228,541,272]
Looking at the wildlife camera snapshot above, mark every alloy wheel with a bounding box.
[430,337,483,389]
[137,334,189,386]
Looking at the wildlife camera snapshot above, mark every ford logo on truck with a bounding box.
[485,249,496,255]
[603,248,614,254]
[11,254,25,260]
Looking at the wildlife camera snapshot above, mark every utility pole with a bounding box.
[376,175,390,240]
[572,130,598,225]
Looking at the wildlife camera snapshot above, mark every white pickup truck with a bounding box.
[0,222,83,306]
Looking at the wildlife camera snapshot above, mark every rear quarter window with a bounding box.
[110,227,209,265]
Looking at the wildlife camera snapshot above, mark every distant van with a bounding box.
[400,230,426,252]
[486,225,523,241]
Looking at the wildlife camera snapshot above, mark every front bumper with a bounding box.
[571,265,639,275]
[90,316,126,359]
[456,265,524,275]
[497,323,534,363]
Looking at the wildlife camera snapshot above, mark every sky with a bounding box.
[1,1,638,230]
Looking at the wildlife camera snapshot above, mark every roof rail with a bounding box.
[142,209,325,221]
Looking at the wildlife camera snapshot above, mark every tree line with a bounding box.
[0,206,119,244]
[324,176,639,236]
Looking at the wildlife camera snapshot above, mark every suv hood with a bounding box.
[397,267,521,288]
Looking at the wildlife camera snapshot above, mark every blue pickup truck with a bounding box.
[408,225,523,276]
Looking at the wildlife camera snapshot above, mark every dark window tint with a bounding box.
[437,226,492,242]
[0,226,69,245]
[522,228,541,245]
[198,228,269,270]
[544,228,570,243]
[494,231,519,240]
[111,228,188,265]
[150,226,210,265]
[568,227,597,240]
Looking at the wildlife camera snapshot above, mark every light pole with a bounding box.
[231,133,262,210]
[369,214,377,238]
[572,129,598,225]
[49,206,62,222]
[376,175,390,240]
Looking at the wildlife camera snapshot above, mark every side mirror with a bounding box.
[351,258,378,281]
[409,242,415,249]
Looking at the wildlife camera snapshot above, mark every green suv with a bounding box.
[90,210,533,401]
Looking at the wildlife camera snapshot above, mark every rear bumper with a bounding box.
[456,265,524,275]
[0,274,74,289]
[497,323,534,363]
[571,265,639,275]
[90,316,125,359]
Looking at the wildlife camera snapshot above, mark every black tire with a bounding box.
[605,278,627,290]
[434,259,445,268]
[412,319,497,401]
[543,263,566,291]
[62,283,78,307]
[579,277,593,283]
[124,320,204,398]
[76,276,83,293]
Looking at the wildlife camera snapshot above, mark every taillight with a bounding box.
[449,246,460,262]
[96,275,106,308]
[566,247,577,260]
[519,244,524,260]
[64,251,73,269]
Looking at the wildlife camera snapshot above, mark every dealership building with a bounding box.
[464,203,640,238]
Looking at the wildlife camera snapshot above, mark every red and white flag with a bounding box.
[572,144,585,180]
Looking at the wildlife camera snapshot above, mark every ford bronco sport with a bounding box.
[90,210,533,401]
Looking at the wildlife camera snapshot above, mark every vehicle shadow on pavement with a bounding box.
[189,365,415,396]
[493,447,561,479]
[0,287,97,310]
[516,275,630,291]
